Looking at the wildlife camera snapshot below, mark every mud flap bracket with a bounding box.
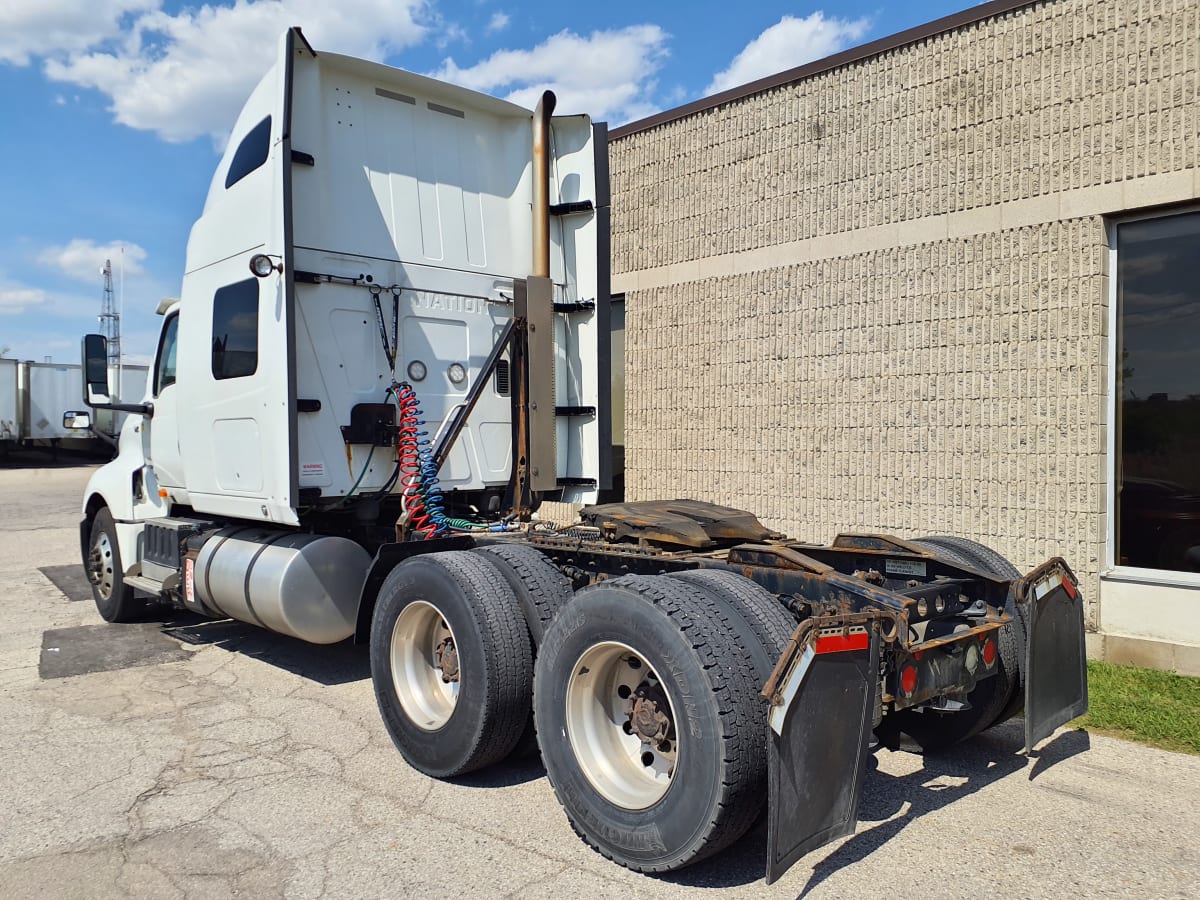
[762,616,882,884]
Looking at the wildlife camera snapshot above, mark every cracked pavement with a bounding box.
[1,462,1198,898]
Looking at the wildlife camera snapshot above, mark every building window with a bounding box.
[212,279,259,380]
[224,116,271,189]
[1114,210,1200,573]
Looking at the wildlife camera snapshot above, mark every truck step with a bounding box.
[125,574,164,596]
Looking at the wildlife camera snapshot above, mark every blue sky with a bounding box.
[0,0,974,365]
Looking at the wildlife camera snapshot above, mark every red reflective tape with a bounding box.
[1062,578,1078,599]
[814,633,869,654]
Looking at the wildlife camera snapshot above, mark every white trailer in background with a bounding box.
[0,358,18,443]
[25,363,82,441]
[99,365,151,437]
[0,359,149,458]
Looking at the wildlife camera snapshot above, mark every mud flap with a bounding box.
[1021,562,1088,752]
[764,623,880,884]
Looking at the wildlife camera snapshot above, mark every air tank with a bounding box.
[194,527,370,644]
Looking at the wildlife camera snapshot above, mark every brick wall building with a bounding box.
[606,0,1200,671]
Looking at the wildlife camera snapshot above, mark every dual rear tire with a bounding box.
[533,574,770,871]
[876,536,1023,752]
[369,551,792,871]
[370,551,533,777]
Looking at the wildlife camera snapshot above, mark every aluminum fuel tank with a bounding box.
[193,527,371,644]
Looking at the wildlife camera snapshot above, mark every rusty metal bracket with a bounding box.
[762,610,900,705]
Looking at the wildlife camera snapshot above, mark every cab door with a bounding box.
[144,312,186,493]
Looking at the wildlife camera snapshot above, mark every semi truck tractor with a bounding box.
[76,29,1088,883]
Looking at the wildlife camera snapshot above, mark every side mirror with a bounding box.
[63,411,92,431]
[82,334,111,406]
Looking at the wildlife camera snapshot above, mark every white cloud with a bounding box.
[37,240,148,283]
[436,21,469,50]
[487,12,510,34]
[0,288,49,315]
[42,0,430,144]
[706,12,870,95]
[0,0,158,66]
[435,25,669,123]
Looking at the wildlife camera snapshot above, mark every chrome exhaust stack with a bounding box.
[532,90,556,278]
[508,89,559,514]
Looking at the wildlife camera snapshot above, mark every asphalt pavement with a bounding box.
[1,462,1196,898]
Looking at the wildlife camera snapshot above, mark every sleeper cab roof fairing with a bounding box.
[200,28,544,218]
[314,48,535,122]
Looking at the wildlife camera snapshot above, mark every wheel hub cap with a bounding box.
[436,637,459,682]
[88,531,115,598]
[390,601,460,731]
[565,642,680,809]
[628,686,671,742]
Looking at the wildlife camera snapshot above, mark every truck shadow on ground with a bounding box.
[0,448,112,468]
[122,599,1096,866]
[158,613,372,687]
[156,612,550,787]
[661,723,1090,892]
[452,751,548,788]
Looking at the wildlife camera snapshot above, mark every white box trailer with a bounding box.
[0,358,18,442]
[25,362,82,440]
[94,365,151,437]
[0,359,149,457]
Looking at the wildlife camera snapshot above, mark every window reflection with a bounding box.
[1116,211,1200,572]
[212,279,260,380]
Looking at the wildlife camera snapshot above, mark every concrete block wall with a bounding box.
[623,223,1108,621]
[608,0,1200,628]
[612,0,1199,273]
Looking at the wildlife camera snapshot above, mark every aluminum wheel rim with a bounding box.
[89,531,115,599]
[390,601,459,731]
[566,641,678,809]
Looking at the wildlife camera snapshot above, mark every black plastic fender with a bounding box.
[353,535,477,643]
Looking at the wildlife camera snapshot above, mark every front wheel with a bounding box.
[534,575,764,872]
[86,507,145,623]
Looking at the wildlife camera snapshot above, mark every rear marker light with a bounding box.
[965,643,981,673]
[982,638,997,667]
[900,665,918,696]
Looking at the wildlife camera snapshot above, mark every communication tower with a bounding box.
[99,258,120,367]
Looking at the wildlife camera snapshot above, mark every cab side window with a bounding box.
[225,116,272,189]
[154,314,179,396]
[212,279,259,380]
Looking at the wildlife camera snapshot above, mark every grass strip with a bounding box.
[1072,660,1200,755]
